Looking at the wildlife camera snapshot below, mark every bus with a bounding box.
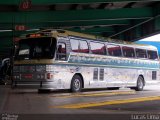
[12,29,160,92]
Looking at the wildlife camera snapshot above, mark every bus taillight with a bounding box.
[22,74,33,79]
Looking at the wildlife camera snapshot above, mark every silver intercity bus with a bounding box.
[12,29,160,92]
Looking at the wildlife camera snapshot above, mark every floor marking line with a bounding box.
[50,91,135,98]
[53,96,160,109]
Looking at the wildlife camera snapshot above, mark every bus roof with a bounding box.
[55,29,158,50]
[21,29,158,51]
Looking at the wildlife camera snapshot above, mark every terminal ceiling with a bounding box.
[0,0,160,57]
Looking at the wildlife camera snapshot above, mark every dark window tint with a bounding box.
[99,69,104,81]
[90,42,106,55]
[93,68,98,80]
[147,50,158,60]
[16,37,56,60]
[107,44,122,57]
[56,43,66,60]
[70,39,79,52]
[122,46,135,58]
[152,71,157,80]
[79,40,89,53]
[136,49,147,58]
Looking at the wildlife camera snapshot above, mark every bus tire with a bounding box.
[71,75,82,92]
[135,76,144,91]
[107,87,120,90]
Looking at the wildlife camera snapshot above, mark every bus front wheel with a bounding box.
[71,75,82,92]
[134,76,144,91]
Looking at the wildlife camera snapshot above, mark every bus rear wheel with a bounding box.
[107,87,120,90]
[134,76,144,91]
[71,75,82,92]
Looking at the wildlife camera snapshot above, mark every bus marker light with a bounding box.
[29,34,41,38]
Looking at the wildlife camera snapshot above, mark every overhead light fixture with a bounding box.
[0,30,13,32]
[26,29,40,31]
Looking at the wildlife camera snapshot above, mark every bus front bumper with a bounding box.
[12,80,64,90]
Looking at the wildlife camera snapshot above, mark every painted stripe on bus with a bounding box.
[54,62,159,70]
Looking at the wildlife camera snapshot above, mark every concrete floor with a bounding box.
[0,84,160,120]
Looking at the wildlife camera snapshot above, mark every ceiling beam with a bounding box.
[97,3,109,9]
[0,20,129,28]
[0,26,115,38]
[0,20,130,30]
[1,0,160,5]
[109,5,160,38]
[68,27,115,33]
[123,2,136,8]
[0,8,152,23]
[70,4,79,10]
[0,31,33,37]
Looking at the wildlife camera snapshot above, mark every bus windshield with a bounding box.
[15,37,56,60]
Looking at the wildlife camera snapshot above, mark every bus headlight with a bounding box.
[14,75,20,80]
[36,65,46,72]
[37,74,45,79]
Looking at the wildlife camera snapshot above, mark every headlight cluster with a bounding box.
[36,65,46,72]
[37,74,45,79]
[35,65,55,72]
[46,65,54,72]
[14,65,54,72]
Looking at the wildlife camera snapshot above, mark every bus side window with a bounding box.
[136,49,147,59]
[107,44,122,57]
[122,46,135,58]
[147,50,158,60]
[90,42,106,55]
[56,43,66,60]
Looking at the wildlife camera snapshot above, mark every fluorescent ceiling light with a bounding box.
[26,29,40,31]
[0,30,12,32]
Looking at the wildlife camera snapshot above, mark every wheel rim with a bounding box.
[73,79,81,91]
[138,78,143,89]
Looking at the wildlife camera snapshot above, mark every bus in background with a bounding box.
[12,29,160,92]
